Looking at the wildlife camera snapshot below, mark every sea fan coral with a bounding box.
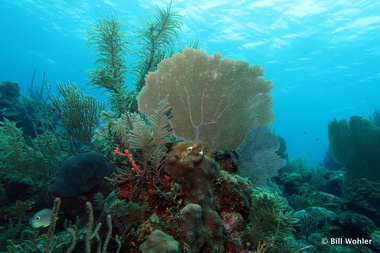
[138,48,274,151]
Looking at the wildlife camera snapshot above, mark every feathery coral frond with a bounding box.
[49,82,105,146]
[129,97,172,181]
[86,14,131,115]
[133,2,183,92]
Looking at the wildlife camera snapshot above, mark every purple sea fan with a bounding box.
[238,126,285,187]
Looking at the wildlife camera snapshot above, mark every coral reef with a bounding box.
[139,229,180,253]
[0,81,20,108]
[344,178,380,226]
[0,81,53,139]
[4,3,380,253]
[0,82,73,179]
[247,188,298,249]
[165,142,223,252]
[178,203,205,252]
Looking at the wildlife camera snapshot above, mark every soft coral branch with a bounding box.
[114,147,143,174]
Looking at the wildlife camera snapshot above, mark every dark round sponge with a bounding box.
[54,151,112,197]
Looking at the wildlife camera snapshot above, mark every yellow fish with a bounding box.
[29,209,52,228]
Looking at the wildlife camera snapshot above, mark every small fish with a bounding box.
[29,209,52,228]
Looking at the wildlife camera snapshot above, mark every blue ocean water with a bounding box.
[1,0,379,166]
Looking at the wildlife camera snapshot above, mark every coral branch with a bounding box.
[114,147,143,174]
